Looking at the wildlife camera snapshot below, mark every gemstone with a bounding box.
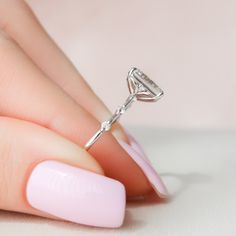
[127,67,164,102]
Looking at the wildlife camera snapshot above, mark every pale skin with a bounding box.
[0,0,152,221]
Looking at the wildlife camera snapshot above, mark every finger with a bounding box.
[0,29,153,197]
[0,0,126,140]
[0,0,169,198]
[0,1,168,198]
[1,1,169,198]
[0,117,125,228]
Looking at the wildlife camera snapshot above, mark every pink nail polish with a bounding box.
[118,140,168,198]
[26,160,126,228]
[125,130,151,163]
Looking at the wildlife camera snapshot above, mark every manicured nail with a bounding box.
[117,140,168,198]
[26,160,126,228]
[124,129,151,163]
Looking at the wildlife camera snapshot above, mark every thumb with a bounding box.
[0,117,125,228]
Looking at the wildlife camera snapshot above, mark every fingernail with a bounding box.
[26,160,126,228]
[117,140,168,198]
[124,129,151,163]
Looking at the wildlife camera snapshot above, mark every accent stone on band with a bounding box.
[84,67,164,150]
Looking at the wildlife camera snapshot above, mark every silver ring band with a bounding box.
[84,67,164,150]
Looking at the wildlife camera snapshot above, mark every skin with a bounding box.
[0,0,152,222]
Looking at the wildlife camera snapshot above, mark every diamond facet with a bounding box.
[127,67,164,102]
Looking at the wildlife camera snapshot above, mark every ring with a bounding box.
[84,67,164,150]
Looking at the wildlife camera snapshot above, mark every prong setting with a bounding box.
[84,67,164,150]
[127,67,164,102]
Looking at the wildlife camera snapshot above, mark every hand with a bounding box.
[0,0,167,228]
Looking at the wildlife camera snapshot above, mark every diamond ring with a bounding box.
[84,67,164,150]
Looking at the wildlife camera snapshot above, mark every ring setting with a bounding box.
[84,67,164,150]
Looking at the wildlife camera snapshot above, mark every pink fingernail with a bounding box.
[118,140,168,198]
[26,160,126,228]
[125,130,151,163]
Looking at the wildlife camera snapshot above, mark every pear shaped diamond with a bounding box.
[127,67,164,102]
